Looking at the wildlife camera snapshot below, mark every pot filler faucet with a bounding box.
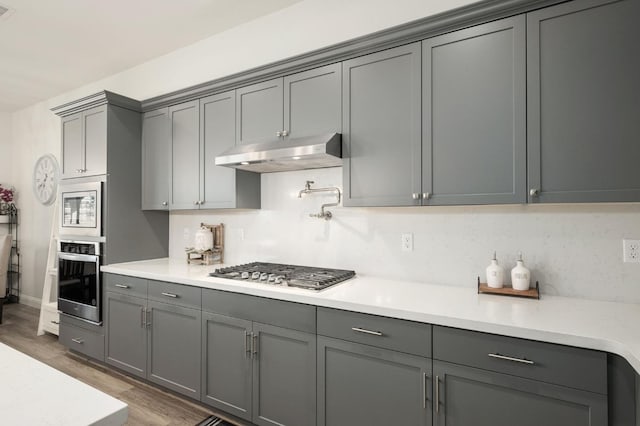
[298,180,341,220]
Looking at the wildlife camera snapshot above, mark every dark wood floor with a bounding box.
[0,303,241,426]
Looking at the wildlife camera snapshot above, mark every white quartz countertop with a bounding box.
[0,342,128,425]
[102,258,640,375]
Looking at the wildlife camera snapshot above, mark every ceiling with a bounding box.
[0,0,302,112]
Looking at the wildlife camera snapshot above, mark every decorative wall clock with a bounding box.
[33,154,60,206]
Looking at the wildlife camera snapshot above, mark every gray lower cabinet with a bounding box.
[433,360,607,426]
[201,312,316,426]
[141,107,170,210]
[59,314,105,362]
[422,15,526,205]
[317,336,432,426]
[342,43,422,207]
[61,105,107,179]
[527,0,640,203]
[105,291,148,378]
[147,300,201,399]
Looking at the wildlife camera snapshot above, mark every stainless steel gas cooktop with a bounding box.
[209,262,355,291]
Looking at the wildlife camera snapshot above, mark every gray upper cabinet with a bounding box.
[422,16,526,205]
[141,108,170,210]
[61,105,107,179]
[237,63,342,145]
[343,43,422,207]
[283,63,342,138]
[169,100,200,209]
[433,361,607,426]
[200,91,260,209]
[236,78,284,145]
[527,0,640,203]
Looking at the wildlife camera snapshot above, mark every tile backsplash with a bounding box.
[170,167,640,303]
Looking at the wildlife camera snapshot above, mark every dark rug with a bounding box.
[195,415,235,426]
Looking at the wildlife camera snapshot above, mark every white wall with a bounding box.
[0,112,12,184]
[8,0,640,306]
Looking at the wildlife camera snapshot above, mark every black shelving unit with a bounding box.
[4,204,19,303]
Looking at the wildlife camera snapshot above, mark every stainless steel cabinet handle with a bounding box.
[71,338,84,344]
[488,353,535,365]
[276,131,282,137]
[252,333,258,356]
[162,201,168,206]
[282,130,289,137]
[141,306,145,327]
[146,308,152,328]
[161,292,178,298]
[115,284,130,289]
[351,327,383,336]
[529,188,539,197]
[435,375,440,414]
[75,169,82,173]
[412,193,421,200]
[245,331,251,358]
[422,192,431,200]
[51,320,60,325]
[194,201,199,205]
[422,373,428,409]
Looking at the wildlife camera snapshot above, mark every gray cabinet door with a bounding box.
[61,113,83,179]
[200,91,238,209]
[284,63,342,138]
[343,43,422,206]
[317,336,431,426]
[433,360,607,426]
[105,292,147,379]
[236,78,284,145]
[142,108,170,210]
[170,100,200,209]
[422,16,526,205]
[527,0,640,203]
[82,105,107,177]
[201,312,253,422]
[252,323,316,426]
[147,300,201,400]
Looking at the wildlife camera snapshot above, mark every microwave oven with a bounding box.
[60,181,103,238]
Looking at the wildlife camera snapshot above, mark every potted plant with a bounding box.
[0,184,15,215]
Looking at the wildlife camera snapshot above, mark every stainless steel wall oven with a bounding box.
[58,240,101,324]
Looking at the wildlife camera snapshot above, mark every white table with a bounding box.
[0,343,128,425]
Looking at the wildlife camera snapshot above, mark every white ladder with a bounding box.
[37,202,59,336]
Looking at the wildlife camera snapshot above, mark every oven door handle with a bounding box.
[58,253,99,263]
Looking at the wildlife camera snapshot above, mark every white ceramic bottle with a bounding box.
[511,253,531,291]
[485,251,505,288]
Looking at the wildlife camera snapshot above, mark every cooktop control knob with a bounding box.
[251,272,261,280]
[241,272,250,279]
[267,274,277,283]
[259,272,269,281]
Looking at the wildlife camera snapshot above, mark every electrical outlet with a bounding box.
[401,233,413,252]
[623,239,640,263]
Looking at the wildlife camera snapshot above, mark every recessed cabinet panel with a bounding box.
[142,108,170,210]
[527,0,640,202]
[236,79,283,145]
[284,63,342,138]
[423,16,526,205]
[83,106,107,177]
[61,114,83,178]
[105,292,147,378]
[200,91,238,209]
[433,361,607,426]
[343,43,422,207]
[170,101,200,209]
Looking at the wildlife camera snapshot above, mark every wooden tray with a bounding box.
[477,277,540,300]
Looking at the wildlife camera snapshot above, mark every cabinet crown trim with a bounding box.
[52,90,141,116]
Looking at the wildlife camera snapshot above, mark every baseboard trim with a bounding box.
[19,294,42,309]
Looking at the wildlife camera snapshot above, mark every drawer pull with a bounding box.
[488,353,535,365]
[114,284,130,289]
[422,373,428,409]
[51,320,60,325]
[351,327,383,336]
[244,331,251,358]
[435,375,440,414]
[161,292,178,298]
[71,338,84,344]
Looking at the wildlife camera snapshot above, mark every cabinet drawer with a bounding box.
[148,280,201,309]
[104,274,148,298]
[202,289,315,333]
[433,326,606,394]
[59,321,105,361]
[317,307,431,357]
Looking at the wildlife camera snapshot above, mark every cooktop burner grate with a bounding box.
[209,262,355,290]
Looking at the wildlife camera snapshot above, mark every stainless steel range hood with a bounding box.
[215,133,342,173]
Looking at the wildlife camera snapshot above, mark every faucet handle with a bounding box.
[305,180,315,190]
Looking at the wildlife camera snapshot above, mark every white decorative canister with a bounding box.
[485,251,505,288]
[194,226,214,252]
[511,253,531,291]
